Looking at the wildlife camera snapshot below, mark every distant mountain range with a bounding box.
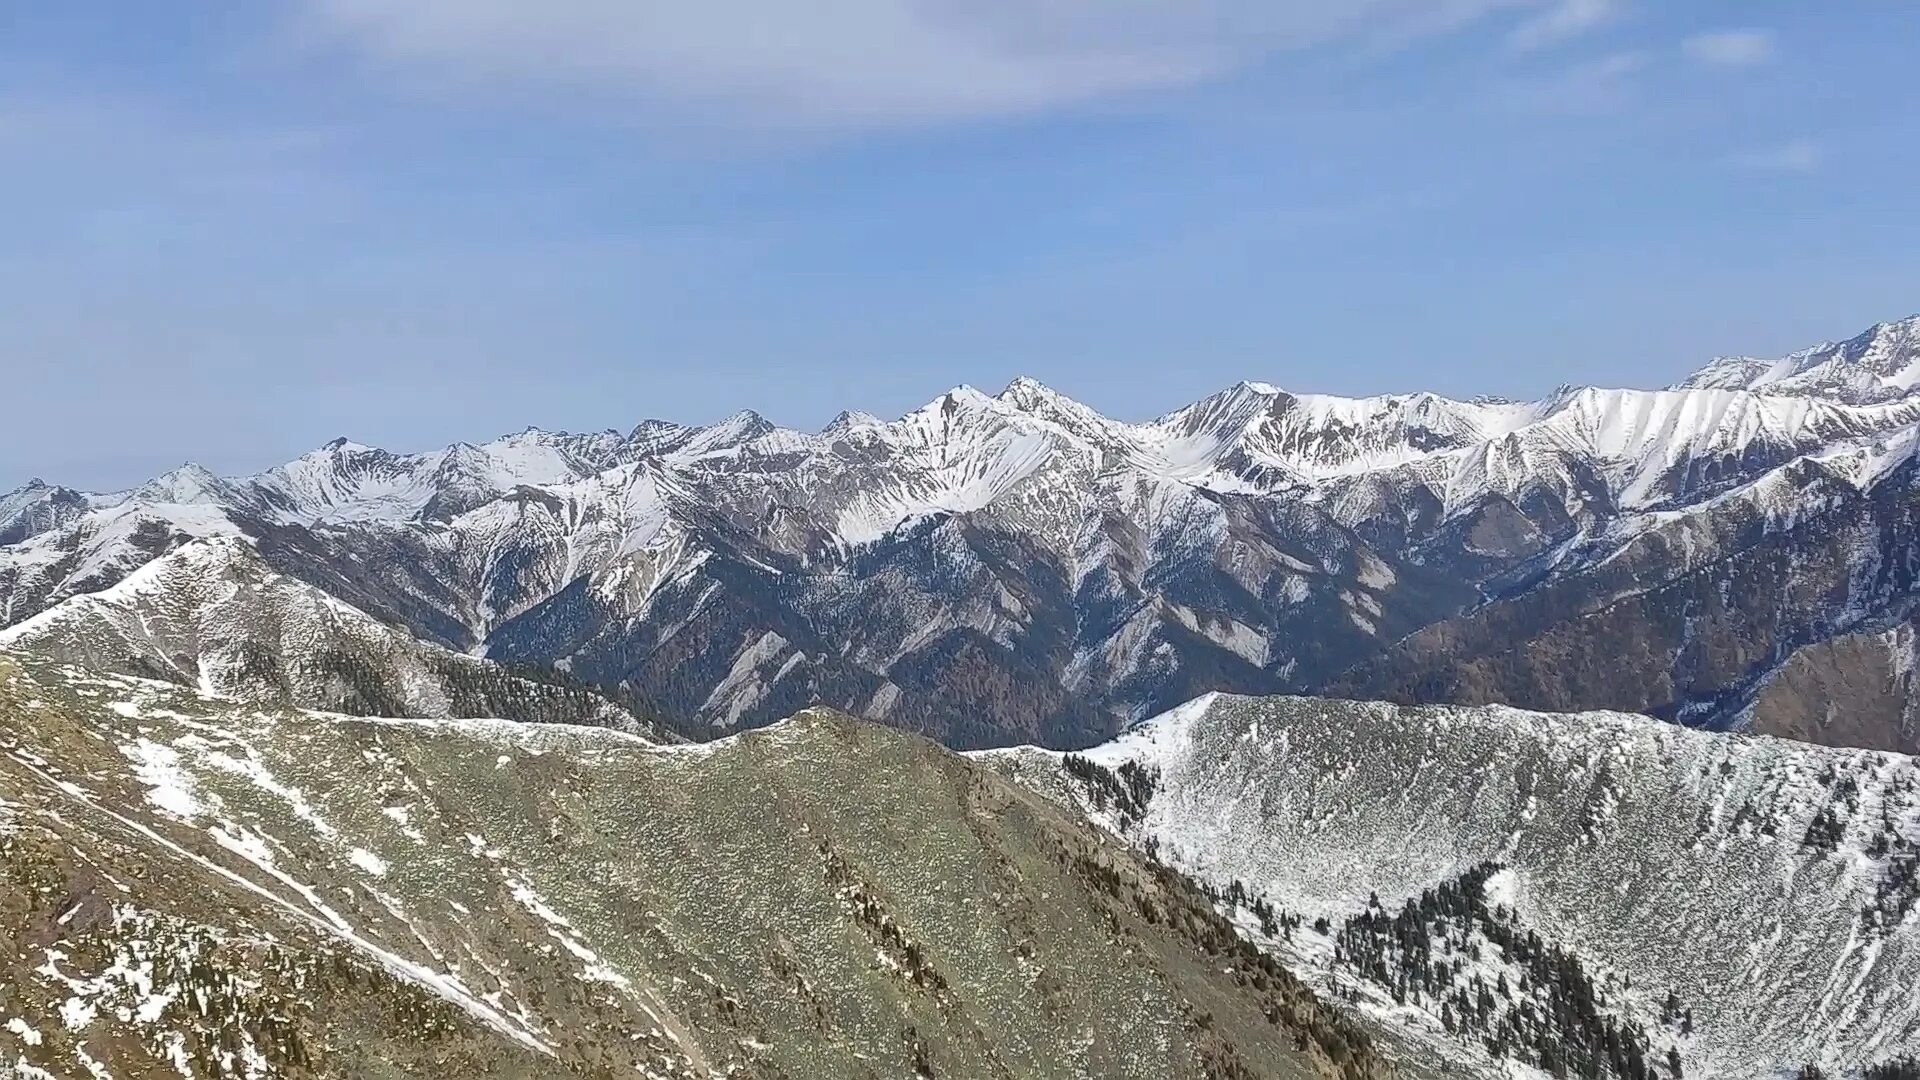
[5,314,1919,751]
[0,537,670,741]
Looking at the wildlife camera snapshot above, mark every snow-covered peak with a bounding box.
[122,463,238,507]
[890,384,1074,443]
[0,535,283,655]
[0,535,268,641]
[993,376,1086,417]
[821,409,884,435]
[2,478,59,511]
[624,417,694,451]
[1128,383,1537,485]
[0,478,89,546]
[993,377,1128,447]
[13,311,1920,563]
[656,410,789,462]
[996,375,1057,403]
[1674,314,1920,404]
[933,384,1000,411]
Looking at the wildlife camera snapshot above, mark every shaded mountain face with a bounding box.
[5,314,1920,749]
[984,691,1920,1079]
[0,537,671,742]
[0,654,1383,1080]
[0,480,89,547]
[1337,442,1920,733]
[1745,616,1920,755]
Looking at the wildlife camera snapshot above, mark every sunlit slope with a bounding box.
[0,654,1384,1079]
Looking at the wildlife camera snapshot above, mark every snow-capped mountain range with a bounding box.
[5,314,1920,748]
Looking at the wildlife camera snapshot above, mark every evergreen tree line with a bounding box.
[1802,766,1862,853]
[292,648,666,734]
[1862,817,1919,935]
[1791,766,1920,937]
[1328,862,1686,1080]
[1198,877,1302,941]
[1062,754,1159,828]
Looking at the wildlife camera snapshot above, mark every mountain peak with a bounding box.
[991,376,1130,446]
[822,409,883,434]
[2,478,51,500]
[625,417,689,443]
[701,409,776,442]
[994,376,1093,415]
[1674,314,1920,405]
[131,462,230,505]
[912,385,1003,418]
[313,436,385,458]
[996,375,1062,404]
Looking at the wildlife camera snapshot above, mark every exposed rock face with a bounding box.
[986,691,1920,1079]
[1339,449,1920,732]
[5,315,1920,750]
[0,654,1386,1080]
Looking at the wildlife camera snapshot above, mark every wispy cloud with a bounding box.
[1683,29,1776,68]
[296,0,1534,131]
[1733,139,1821,173]
[1508,0,1620,51]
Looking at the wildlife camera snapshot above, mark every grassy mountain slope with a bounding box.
[0,653,1385,1079]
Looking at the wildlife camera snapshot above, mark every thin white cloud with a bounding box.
[297,0,1533,130]
[1507,0,1619,51]
[1733,139,1821,173]
[1683,29,1776,68]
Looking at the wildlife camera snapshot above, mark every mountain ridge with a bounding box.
[0,654,1386,1080]
[18,312,1920,515]
[0,537,673,741]
[6,314,1920,749]
[983,688,1920,1078]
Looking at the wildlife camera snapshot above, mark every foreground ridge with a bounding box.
[0,654,1388,1079]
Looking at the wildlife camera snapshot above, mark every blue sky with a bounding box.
[4,2,1918,489]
